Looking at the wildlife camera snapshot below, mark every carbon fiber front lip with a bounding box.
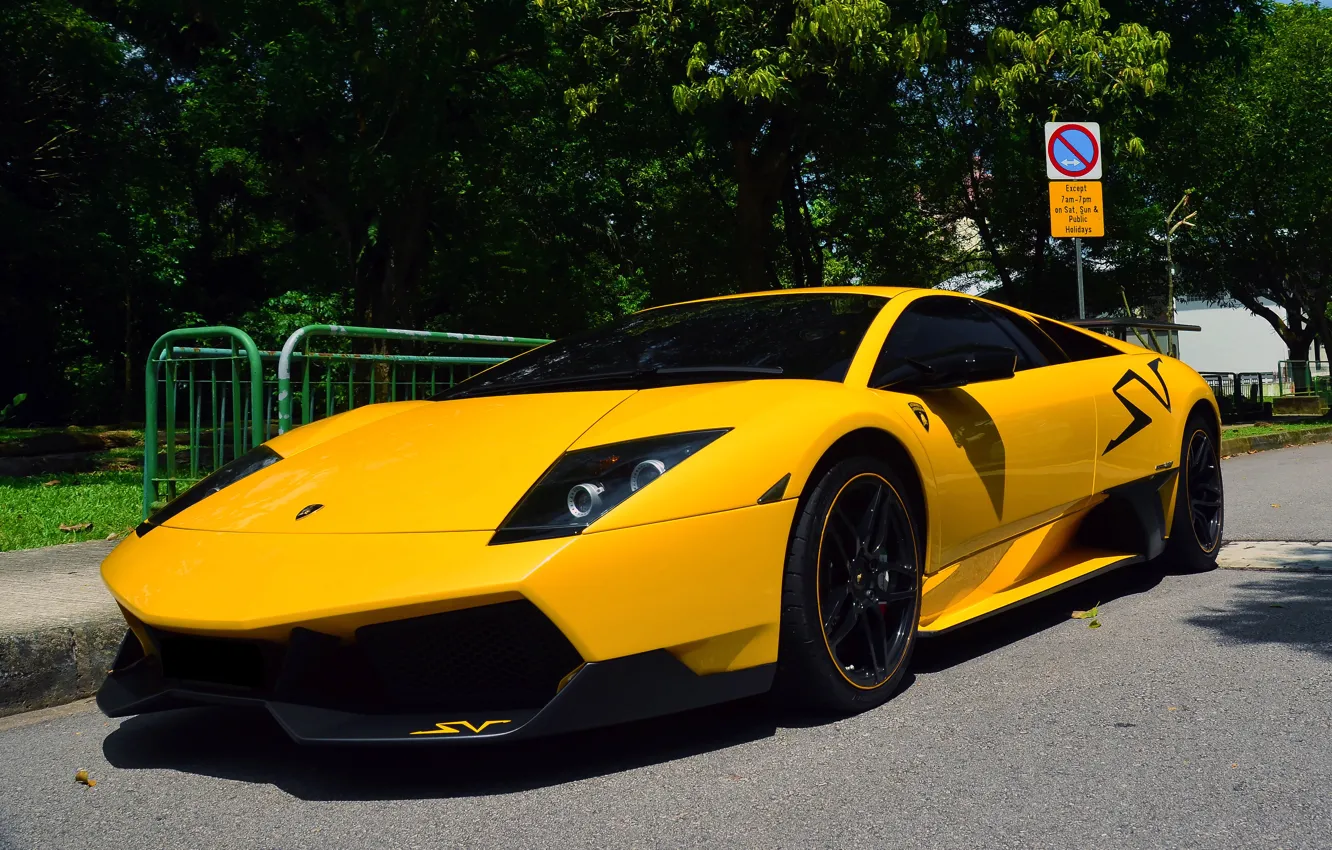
[97,645,775,745]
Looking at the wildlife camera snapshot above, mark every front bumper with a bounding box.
[97,502,793,741]
[97,629,774,745]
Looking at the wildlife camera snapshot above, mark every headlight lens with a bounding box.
[137,445,282,535]
[491,429,729,544]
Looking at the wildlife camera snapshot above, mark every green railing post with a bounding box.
[143,327,262,520]
[274,325,550,434]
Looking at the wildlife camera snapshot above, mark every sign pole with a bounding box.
[1075,236,1085,319]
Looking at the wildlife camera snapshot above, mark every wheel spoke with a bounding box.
[860,603,887,678]
[855,486,883,551]
[825,514,857,564]
[826,599,861,649]
[879,588,916,605]
[883,560,917,577]
[822,584,853,632]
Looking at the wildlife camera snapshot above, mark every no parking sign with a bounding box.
[1045,122,1102,180]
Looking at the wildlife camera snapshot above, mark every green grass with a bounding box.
[1221,421,1332,439]
[0,470,140,552]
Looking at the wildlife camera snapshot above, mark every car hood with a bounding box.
[159,391,636,534]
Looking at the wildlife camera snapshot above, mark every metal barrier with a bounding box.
[275,325,549,434]
[1199,371,1271,424]
[144,324,550,518]
[1276,360,1330,401]
[143,327,264,518]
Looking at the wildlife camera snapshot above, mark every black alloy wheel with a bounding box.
[1185,428,1223,553]
[1163,414,1224,572]
[777,456,923,713]
[817,474,920,688]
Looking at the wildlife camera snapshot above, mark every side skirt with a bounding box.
[918,549,1142,636]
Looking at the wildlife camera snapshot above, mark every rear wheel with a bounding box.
[1163,414,1224,571]
[776,457,922,713]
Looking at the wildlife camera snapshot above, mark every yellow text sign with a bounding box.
[1049,181,1104,237]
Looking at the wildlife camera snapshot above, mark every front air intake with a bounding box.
[355,600,584,710]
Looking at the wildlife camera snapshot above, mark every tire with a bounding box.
[775,456,923,714]
[1163,413,1224,572]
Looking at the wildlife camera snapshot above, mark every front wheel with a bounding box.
[1163,415,1224,571]
[776,457,923,713]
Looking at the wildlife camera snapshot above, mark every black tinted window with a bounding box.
[440,293,888,398]
[979,303,1067,367]
[1032,317,1120,361]
[871,296,1024,387]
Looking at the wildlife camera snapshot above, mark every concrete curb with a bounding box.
[0,615,124,718]
[1220,425,1332,458]
[1215,541,1332,573]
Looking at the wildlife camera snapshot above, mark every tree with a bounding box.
[1166,2,1332,366]
[545,0,946,291]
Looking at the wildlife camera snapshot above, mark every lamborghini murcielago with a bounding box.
[98,287,1223,743]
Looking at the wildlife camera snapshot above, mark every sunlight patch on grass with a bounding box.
[1221,421,1332,439]
[0,471,140,552]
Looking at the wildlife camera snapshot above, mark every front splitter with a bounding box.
[97,644,774,745]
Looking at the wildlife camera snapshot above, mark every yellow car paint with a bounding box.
[102,285,1221,688]
[102,499,796,673]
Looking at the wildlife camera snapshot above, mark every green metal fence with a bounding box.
[142,327,264,519]
[275,324,550,434]
[143,323,550,519]
[1276,360,1330,402]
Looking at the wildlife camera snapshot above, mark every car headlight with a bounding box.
[136,445,282,535]
[491,429,730,544]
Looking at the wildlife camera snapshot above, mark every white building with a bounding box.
[1174,298,1317,375]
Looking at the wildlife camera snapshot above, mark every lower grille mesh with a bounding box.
[356,600,584,710]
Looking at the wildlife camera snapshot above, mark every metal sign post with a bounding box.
[1075,237,1085,319]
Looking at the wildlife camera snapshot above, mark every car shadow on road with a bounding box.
[1184,571,1332,658]
[100,557,1209,802]
[102,694,784,801]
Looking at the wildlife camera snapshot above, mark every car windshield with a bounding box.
[437,292,889,399]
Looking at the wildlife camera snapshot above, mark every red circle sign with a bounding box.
[1047,124,1100,178]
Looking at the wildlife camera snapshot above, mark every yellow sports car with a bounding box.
[98,287,1223,743]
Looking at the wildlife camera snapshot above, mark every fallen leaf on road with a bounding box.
[105,532,119,541]
[1270,504,1280,508]
[59,522,93,533]
[42,480,59,487]
[1269,603,1285,608]
[1168,707,1178,711]
[1088,620,1101,629]
[74,769,96,787]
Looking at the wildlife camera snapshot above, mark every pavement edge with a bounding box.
[0,616,124,719]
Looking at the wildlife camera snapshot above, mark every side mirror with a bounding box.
[877,345,1018,391]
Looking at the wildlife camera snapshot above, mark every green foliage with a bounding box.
[0,395,27,424]
[0,0,1319,427]
[1156,1,1332,357]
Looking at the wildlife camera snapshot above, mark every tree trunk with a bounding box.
[730,111,798,292]
[782,171,808,288]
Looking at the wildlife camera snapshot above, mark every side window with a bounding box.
[979,303,1067,367]
[871,296,1030,387]
[1032,316,1120,361]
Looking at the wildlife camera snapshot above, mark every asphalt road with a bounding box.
[1221,441,1332,541]
[0,444,1328,850]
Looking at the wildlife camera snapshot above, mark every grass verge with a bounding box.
[1221,421,1332,439]
[0,470,140,552]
